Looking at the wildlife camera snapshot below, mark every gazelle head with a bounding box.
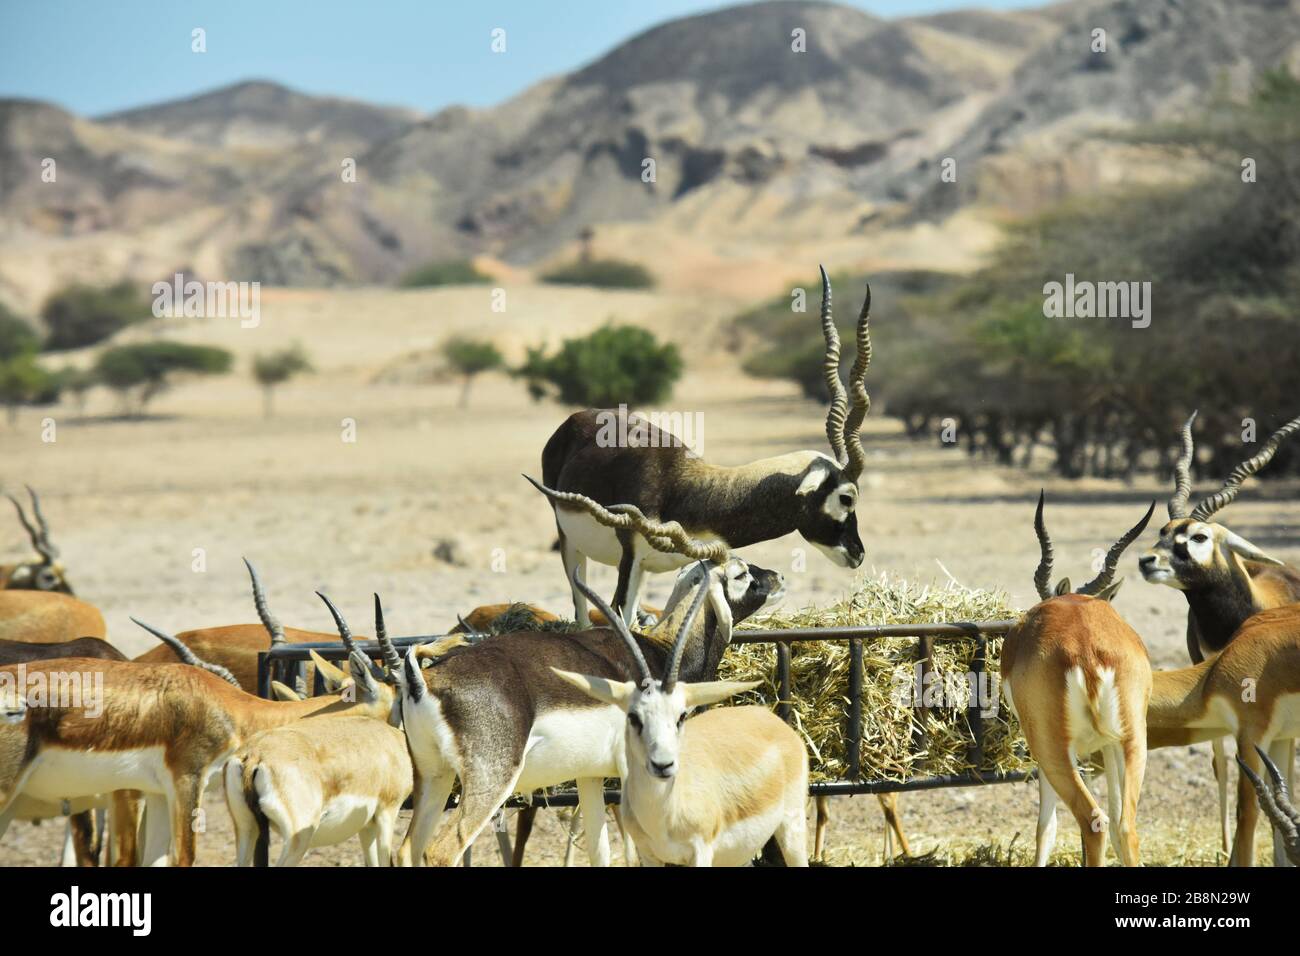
[552,571,757,779]
[315,592,404,726]
[5,486,72,594]
[1139,411,1297,590]
[1032,491,1156,604]
[800,265,873,568]
[660,557,784,633]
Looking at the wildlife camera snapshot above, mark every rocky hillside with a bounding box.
[1,0,1297,308]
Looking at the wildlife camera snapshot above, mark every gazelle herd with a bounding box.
[3,268,1300,867]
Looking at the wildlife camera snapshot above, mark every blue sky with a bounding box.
[0,0,1041,116]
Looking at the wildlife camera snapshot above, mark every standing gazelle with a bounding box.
[533,265,873,628]
[551,587,809,866]
[1001,493,1156,866]
[1139,410,1300,850]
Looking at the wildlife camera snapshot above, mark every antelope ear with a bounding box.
[1221,529,1284,566]
[682,680,760,709]
[270,680,302,702]
[1054,578,1072,597]
[550,668,634,709]
[705,570,734,644]
[309,649,348,691]
[1095,579,1125,603]
[347,650,381,703]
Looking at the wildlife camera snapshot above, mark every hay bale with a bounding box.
[722,573,1031,783]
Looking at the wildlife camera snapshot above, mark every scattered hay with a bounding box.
[721,572,1032,783]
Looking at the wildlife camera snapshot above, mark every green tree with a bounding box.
[55,365,98,416]
[516,324,682,406]
[251,343,313,418]
[41,281,150,350]
[0,304,40,360]
[441,336,503,407]
[94,342,232,416]
[0,355,59,425]
[399,259,492,287]
[540,258,655,289]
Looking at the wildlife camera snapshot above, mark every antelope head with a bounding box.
[552,571,758,779]
[5,487,71,594]
[315,592,405,726]
[1032,491,1156,604]
[1139,411,1299,590]
[796,265,873,568]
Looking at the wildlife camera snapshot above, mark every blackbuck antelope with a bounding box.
[1002,493,1156,866]
[551,603,809,866]
[3,487,72,594]
[133,559,354,690]
[225,595,410,867]
[532,265,871,628]
[1237,747,1299,866]
[1145,604,1300,866]
[1139,410,1300,851]
[398,556,784,867]
[0,608,397,866]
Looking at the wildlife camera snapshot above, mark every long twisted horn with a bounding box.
[524,476,729,562]
[318,591,384,683]
[131,617,241,687]
[840,283,873,483]
[243,558,285,646]
[572,574,651,684]
[819,265,848,467]
[1077,502,1156,596]
[1237,748,1300,864]
[1032,490,1053,601]
[374,594,403,677]
[1167,410,1197,519]
[24,486,59,561]
[7,491,56,564]
[662,561,710,692]
[1191,413,1300,521]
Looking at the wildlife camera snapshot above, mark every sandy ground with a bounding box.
[3,285,1297,866]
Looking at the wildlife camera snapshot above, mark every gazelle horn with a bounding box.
[131,617,241,687]
[819,265,848,467]
[1077,502,1156,596]
[1191,413,1300,521]
[243,558,285,646]
[572,573,652,685]
[1237,748,1299,861]
[7,487,57,564]
[1167,410,1197,519]
[1032,490,1054,601]
[841,282,872,483]
[374,594,403,676]
[524,476,729,562]
[662,562,711,692]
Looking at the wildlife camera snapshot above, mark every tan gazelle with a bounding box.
[1002,493,1156,866]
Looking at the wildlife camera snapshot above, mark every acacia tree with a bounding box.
[251,343,312,418]
[95,342,232,417]
[441,336,503,407]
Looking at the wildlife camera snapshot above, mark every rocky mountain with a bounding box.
[1,0,1297,308]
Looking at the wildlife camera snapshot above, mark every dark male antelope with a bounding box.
[1002,493,1155,866]
[2,487,73,594]
[1138,410,1300,850]
[532,266,872,627]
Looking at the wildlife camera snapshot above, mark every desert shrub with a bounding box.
[399,259,492,287]
[251,343,313,418]
[441,336,503,407]
[540,258,655,289]
[95,342,232,415]
[516,323,681,406]
[41,281,150,350]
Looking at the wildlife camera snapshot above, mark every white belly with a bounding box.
[23,746,169,801]
[312,794,381,846]
[515,706,624,793]
[557,509,716,573]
